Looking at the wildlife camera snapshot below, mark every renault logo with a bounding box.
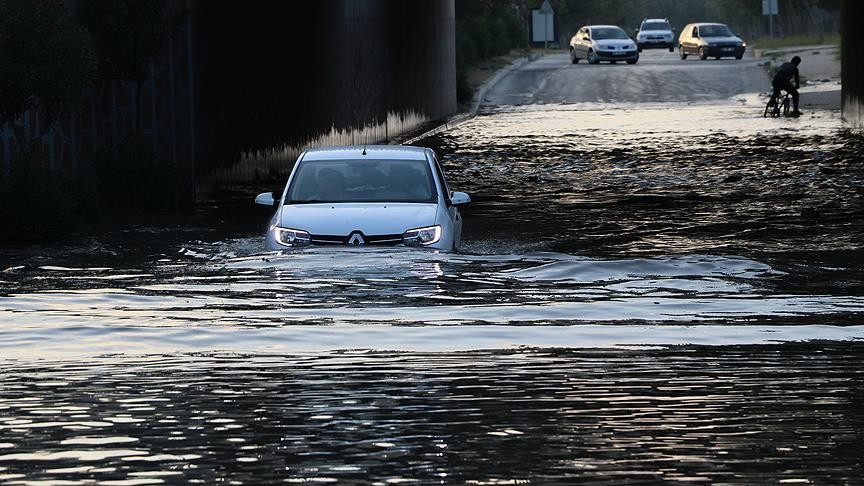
[348,232,366,245]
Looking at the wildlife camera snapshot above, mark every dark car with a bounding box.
[678,22,746,60]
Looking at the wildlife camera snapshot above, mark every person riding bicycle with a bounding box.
[771,55,802,117]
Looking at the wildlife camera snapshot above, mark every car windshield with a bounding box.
[591,27,629,40]
[700,24,733,37]
[286,159,437,204]
[641,22,669,31]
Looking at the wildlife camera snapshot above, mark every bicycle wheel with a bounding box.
[763,96,774,117]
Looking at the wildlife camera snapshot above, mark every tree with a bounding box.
[0,0,95,129]
[79,0,179,137]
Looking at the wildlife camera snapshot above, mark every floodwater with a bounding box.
[2,99,864,483]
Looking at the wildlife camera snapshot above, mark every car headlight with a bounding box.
[402,225,441,246]
[274,226,311,247]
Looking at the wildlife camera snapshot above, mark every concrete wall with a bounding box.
[193,0,456,186]
[1,1,456,194]
[841,0,863,127]
[0,5,195,188]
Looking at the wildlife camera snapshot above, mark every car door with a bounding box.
[678,24,689,50]
[574,28,587,59]
[685,25,699,54]
[580,28,591,58]
[431,154,462,249]
[571,28,584,58]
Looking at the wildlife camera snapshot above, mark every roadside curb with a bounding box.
[753,44,838,58]
[469,55,534,115]
[403,55,534,145]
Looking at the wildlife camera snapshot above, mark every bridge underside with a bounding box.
[192,0,456,178]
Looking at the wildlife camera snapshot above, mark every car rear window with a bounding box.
[286,159,437,204]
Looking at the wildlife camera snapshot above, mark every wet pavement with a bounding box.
[2,51,864,483]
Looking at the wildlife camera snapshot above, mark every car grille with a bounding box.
[647,35,665,40]
[310,233,403,246]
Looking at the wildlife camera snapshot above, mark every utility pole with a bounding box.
[763,0,779,37]
[539,0,554,49]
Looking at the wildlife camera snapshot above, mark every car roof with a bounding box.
[301,145,431,162]
[642,18,669,24]
[584,25,623,29]
[689,22,728,27]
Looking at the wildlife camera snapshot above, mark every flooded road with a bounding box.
[2,52,864,483]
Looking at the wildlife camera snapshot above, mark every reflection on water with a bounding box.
[1,347,863,483]
[1,102,863,481]
[432,103,864,256]
[2,249,864,358]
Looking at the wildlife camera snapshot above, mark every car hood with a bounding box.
[279,203,438,235]
[702,35,743,43]
[640,30,672,35]
[594,39,636,47]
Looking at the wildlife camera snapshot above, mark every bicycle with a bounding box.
[763,90,791,118]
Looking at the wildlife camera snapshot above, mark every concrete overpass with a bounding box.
[2,0,860,207]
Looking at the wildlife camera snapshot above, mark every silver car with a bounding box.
[570,25,639,64]
[255,145,470,252]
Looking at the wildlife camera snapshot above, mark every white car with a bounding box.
[635,18,674,52]
[570,25,639,65]
[255,145,470,252]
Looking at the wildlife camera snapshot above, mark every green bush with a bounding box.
[456,4,525,103]
[0,145,98,243]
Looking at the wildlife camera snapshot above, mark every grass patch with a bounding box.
[751,33,839,50]
[459,48,564,110]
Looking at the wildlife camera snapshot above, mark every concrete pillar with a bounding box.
[841,0,864,127]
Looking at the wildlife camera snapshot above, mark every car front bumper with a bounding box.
[638,40,673,49]
[265,231,455,251]
[595,50,639,61]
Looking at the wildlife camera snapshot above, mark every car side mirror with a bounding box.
[255,192,276,206]
[449,191,471,207]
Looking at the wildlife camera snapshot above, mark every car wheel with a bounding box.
[626,58,638,64]
[679,45,687,60]
[699,47,708,60]
[735,53,743,60]
[668,46,674,52]
[570,48,578,64]
[587,49,599,64]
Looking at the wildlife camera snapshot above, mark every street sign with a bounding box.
[762,0,778,16]
[531,6,555,45]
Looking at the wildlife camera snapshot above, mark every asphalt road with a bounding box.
[482,49,771,106]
